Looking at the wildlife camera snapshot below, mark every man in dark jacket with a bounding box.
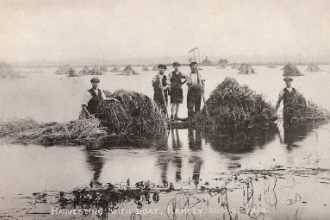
[81,77,115,118]
[152,64,170,114]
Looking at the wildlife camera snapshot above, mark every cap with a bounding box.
[158,64,167,70]
[283,76,293,82]
[189,62,198,67]
[90,77,100,83]
[172,62,180,67]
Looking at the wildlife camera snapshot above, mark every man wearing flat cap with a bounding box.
[275,76,300,126]
[168,62,186,120]
[186,62,205,118]
[81,77,115,118]
[152,64,170,114]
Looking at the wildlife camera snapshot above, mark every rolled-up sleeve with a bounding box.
[82,91,91,106]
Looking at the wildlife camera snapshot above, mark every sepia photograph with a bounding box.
[0,0,330,219]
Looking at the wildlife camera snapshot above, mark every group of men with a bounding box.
[81,63,300,126]
[151,61,205,120]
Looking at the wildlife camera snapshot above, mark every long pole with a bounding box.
[192,50,210,117]
[159,75,169,118]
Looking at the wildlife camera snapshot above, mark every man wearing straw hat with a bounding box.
[81,77,115,119]
[186,62,205,118]
[275,76,299,126]
[152,64,170,114]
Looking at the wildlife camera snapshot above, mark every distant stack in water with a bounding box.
[282,63,304,76]
[141,65,149,71]
[89,65,103,75]
[267,63,277,68]
[306,63,323,72]
[237,64,255,74]
[117,65,140,75]
[55,64,76,75]
[111,65,121,72]
[189,77,276,133]
[78,66,90,75]
[201,56,212,66]
[0,62,23,79]
[100,66,107,72]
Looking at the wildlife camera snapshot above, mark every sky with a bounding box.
[0,0,329,65]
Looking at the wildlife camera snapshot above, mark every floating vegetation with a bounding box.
[189,77,277,133]
[0,117,107,145]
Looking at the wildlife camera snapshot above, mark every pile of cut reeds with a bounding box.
[0,117,107,145]
[100,90,167,139]
[189,77,276,133]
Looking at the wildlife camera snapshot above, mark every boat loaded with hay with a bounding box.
[0,90,167,147]
[282,63,304,76]
[0,62,24,79]
[306,63,323,72]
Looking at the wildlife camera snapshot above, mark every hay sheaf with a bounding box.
[100,90,166,139]
[189,77,276,133]
[111,65,121,72]
[283,63,304,76]
[237,64,255,74]
[306,63,322,72]
[0,62,24,78]
[288,92,330,123]
[0,118,107,145]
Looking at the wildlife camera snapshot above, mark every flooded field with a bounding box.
[1,65,330,219]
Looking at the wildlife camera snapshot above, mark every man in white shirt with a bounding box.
[186,62,205,118]
[275,76,298,126]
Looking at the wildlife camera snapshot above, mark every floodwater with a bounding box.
[1,65,330,219]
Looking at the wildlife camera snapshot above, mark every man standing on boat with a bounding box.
[81,77,115,119]
[275,76,305,127]
[152,64,170,114]
[186,62,205,118]
[168,62,186,120]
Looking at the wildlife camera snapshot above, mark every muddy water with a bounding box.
[1,65,330,219]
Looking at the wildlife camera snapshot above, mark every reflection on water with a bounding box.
[84,149,104,185]
[207,129,277,154]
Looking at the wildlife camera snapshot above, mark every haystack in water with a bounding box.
[111,65,121,72]
[284,91,330,123]
[216,63,226,69]
[99,90,166,138]
[89,66,103,75]
[55,64,74,75]
[78,66,90,75]
[201,56,212,66]
[100,66,107,72]
[117,65,140,75]
[142,65,149,71]
[306,63,322,72]
[67,68,79,77]
[0,62,23,79]
[237,64,255,74]
[283,63,304,76]
[267,63,277,68]
[189,77,276,133]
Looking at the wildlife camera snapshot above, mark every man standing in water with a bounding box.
[152,64,170,114]
[275,76,301,127]
[81,77,114,118]
[168,62,186,120]
[186,62,205,118]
